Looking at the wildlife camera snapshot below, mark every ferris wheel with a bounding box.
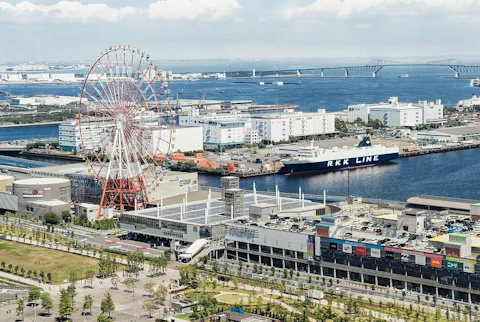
[79,44,172,218]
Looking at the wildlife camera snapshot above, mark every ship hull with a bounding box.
[278,152,399,175]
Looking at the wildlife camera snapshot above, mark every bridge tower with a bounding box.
[344,69,349,77]
[320,69,324,77]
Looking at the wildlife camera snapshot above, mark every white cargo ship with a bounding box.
[278,136,399,175]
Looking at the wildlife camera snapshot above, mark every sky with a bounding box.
[1,0,480,63]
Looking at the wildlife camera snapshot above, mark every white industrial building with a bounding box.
[179,109,251,146]
[245,130,261,144]
[203,121,246,146]
[457,94,480,110]
[348,97,444,127]
[369,105,423,127]
[179,109,251,128]
[59,120,106,152]
[414,125,480,143]
[150,126,203,154]
[0,74,22,81]
[60,120,202,154]
[11,95,85,107]
[179,108,336,145]
[250,109,336,142]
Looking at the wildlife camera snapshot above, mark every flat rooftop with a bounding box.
[434,125,480,136]
[124,192,318,226]
[407,195,480,211]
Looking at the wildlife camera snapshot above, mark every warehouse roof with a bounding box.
[407,195,479,212]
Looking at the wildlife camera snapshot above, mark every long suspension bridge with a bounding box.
[224,59,480,79]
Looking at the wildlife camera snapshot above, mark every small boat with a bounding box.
[470,78,480,87]
[237,90,242,93]
[399,74,409,78]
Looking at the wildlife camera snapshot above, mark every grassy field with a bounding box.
[216,293,249,305]
[0,240,99,284]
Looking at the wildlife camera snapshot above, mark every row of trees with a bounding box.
[148,252,170,277]
[0,261,52,282]
[98,252,120,278]
[16,283,115,321]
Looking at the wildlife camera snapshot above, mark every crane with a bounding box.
[418,124,431,146]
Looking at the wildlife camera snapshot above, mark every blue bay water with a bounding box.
[1,63,480,200]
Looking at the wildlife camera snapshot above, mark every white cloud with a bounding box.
[284,0,480,20]
[0,1,140,23]
[147,0,241,21]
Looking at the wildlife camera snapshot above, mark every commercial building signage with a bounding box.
[415,255,426,266]
[371,248,381,258]
[446,256,476,273]
[356,246,366,256]
[430,258,442,268]
[463,262,475,273]
[328,238,383,249]
[385,251,395,260]
[401,253,410,262]
[330,243,338,250]
[342,244,352,254]
[227,225,259,240]
[446,260,459,271]
[446,256,476,265]
[307,235,315,258]
[315,236,321,256]
[23,189,43,198]
[385,247,444,260]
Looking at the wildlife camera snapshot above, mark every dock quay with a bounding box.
[228,169,279,177]
[399,142,480,158]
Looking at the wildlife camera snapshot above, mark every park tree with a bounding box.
[143,298,157,318]
[100,292,115,318]
[144,282,156,297]
[154,284,167,305]
[124,278,138,296]
[97,314,110,322]
[46,272,52,283]
[28,286,41,307]
[85,269,96,288]
[110,275,119,289]
[16,298,25,320]
[83,295,93,315]
[66,283,77,310]
[58,288,73,319]
[61,210,72,223]
[40,292,53,315]
[43,212,60,225]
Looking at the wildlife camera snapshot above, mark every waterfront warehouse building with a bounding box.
[179,109,250,147]
[348,97,444,127]
[11,95,85,107]
[250,109,336,143]
[149,125,203,154]
[59,120,107,152]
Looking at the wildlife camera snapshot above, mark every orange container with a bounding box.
[194,153,203,159]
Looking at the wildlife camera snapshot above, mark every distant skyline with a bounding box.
[1,0,480,63]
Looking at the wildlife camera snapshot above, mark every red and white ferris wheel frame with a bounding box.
[78,44,173,218]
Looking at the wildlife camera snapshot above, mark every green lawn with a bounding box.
[0,240,99,284]
[216,293,250,305]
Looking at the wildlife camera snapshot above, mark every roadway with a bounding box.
[0,216,168,257]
